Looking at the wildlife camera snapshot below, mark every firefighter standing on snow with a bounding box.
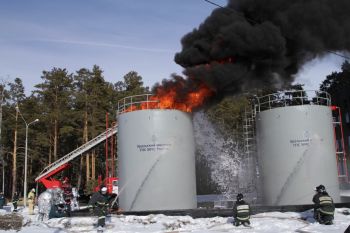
[233,193,251,227]
[88,186,109,229]
[28,188,36,215]
[12,191,19,212]
[312,184,335,225]
[0,192,5,209]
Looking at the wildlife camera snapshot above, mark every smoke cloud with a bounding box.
[163,0,350,101]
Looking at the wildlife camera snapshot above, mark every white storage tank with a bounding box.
[255,91,340,205]
[117,95,197,211]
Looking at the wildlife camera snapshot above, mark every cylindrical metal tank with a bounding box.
[256,103,340,205]
[117,109,197,211]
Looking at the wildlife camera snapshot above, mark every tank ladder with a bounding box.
[243,108,256,159]
[35,124,118,182]
[241,107,260,203]
[331,106,349,183]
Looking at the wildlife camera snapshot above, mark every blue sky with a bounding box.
[0,0,345,94]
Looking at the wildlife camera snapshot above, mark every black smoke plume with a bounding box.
[156,0,350,104]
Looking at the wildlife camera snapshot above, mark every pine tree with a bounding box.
[34,68,74,162]
[8,78,26,198]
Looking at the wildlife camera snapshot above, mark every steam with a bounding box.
[156,0,350,105]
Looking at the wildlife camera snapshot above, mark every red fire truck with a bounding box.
[35,124,119,201]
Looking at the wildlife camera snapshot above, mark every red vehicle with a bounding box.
[94,176,119,196]
[35,124,119,199]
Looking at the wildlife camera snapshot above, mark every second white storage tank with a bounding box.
[255,91,340,205]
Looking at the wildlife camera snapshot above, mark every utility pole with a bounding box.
[16,105,39,207]
[0,83,5,193]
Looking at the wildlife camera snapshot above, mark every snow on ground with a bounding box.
[1,207,350,233]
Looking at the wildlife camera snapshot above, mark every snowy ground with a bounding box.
[1,206,350,232]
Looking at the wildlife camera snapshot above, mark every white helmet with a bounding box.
[101,187,107,194]
[31,188,35,193]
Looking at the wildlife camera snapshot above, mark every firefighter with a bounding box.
[28,188,36,215]
[0,192,5,209]
[233,193,251,227]
[312,184,335,225]
[12,192,19,212]
[88,186,109,230]
[62,177,72,216]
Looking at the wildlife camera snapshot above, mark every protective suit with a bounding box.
[38,188,65,221]
[12,192,19,212]
[0,192,5,209]
[28,189,36,215]
[233,193,250,227]
[312,185,335,225]
[88,187,109,229]
[70,187,79,211]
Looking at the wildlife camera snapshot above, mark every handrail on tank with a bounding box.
[117,93,160,115]
[254,90,331,113]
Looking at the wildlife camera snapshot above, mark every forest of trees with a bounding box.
[0,66,149,198]
[1,61,348,198]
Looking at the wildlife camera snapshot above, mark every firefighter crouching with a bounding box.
[88,186,109,229]
[233,193,251,227]
[312,184,335,225]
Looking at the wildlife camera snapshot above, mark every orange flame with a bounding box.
[123,84,213,114]
[120,57,236,114]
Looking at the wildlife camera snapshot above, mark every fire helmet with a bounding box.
[101,186,107,194]
[315,184,326,193]
[237,193,244,201]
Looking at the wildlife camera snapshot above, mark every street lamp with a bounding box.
[16,106,39,207]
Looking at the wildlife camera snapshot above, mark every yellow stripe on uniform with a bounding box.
[237,216,250,220]
[319,209,334,215]
[319,196,333,204]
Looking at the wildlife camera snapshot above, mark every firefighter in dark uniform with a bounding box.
[12,192,19,212]
[312,184,335,225]
[233,193,251,227]
[88,186,109,229]
[0,192,5,209]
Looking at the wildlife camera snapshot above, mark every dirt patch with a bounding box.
[0,213,24,231]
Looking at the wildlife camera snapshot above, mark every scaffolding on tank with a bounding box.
[117,94,159,115]
[253,90,331,112]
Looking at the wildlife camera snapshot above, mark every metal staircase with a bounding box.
[242,106,260,203]
[35,124,118,182]
[331,106,349,183]
[243,108,256,159]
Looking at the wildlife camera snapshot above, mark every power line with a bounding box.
[325,50,350,60]
[203,0,350,60]
[204,0,258,25]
